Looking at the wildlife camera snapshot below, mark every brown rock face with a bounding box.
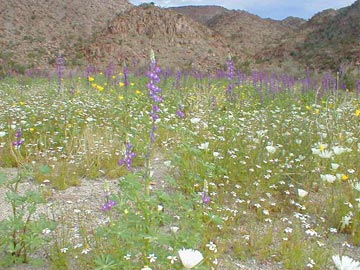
[0,0,132,69]
[85,5,230,71]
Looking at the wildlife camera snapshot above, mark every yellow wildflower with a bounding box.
[135,90,142,95]
[91,83,97,88]
[88,76,94,82]
[342,174,349,181]
[96,85,104,91]
[130,82,135,86]
[118,95,124,100]
[306,105,311,110]
[319,144,326,151]
[112,75,116,79]
[355,109,360,116]
[119,82,125,87]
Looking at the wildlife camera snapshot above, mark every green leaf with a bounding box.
[0,172,7,186]
[94,254,118,270]
[39,165,51,175]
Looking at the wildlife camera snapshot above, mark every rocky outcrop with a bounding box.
[85,5,230,71]
[0,0,132,69]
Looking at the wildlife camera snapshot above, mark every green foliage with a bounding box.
[0,70,360,269]
[0,169,54,267]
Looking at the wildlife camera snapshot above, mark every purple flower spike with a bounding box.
[202,191,211,204]
[118,142,136,171]
[176,106,186,118]
[101,200,117,211]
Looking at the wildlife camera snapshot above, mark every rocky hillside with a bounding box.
[0,0,359,73]
[85,4,230,71]
[257,0,360,70]
[169,5,230,25]
[294,0,360,69]
[0,0,132,71]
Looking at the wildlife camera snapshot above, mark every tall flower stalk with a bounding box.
[144,50,163,195]
[226,54,236,102]
[56,54,65,94]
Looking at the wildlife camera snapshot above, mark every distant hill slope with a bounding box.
[85,5,230,71]
[169,5,230,25]
[258,0,360,70]
[0,0,358,73]
[0,0,132,70]
[295,0,360,69]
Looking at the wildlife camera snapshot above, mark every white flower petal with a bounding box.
[178,248,203,269]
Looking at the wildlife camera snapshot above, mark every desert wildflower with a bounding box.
[321,174,337,183]
[355,109,360,117]
[118,142,136,171]
[96,85,104,91]
[206,242,218,253]
[167,255,178,264]
[147,254,157,263]
[178,248,203,269]
[298,188,309,198]
[88,76,94,82]
[265,145,276,154]
[332,254,360,270]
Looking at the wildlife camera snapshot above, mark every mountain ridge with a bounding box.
[0,0,359,74]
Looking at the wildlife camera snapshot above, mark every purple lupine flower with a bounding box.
[85,64,96,79]
[176,105,186,119]
[175,70,182,88]
[123,66,130,88]
[13,129,25,149]
[105,62,115,81]
[101,200,117,211]
[118,142,136,171]
[56,54,65,93]
[146,50,163,125]
[100,181,117,211]
[202,191,211,204]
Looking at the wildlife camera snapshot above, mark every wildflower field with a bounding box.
[0,58,360,270]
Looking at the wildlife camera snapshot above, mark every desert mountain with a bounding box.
[257,0,360,70]
[0,0,132,71]
[84,4,230,71]
[169,5,230,25]
[0,0,359,74]
[172,5,305,61]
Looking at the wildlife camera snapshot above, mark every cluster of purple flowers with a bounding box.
[13,129,25,149]
[176,105,186,119]
[104,62,115,81]
[56,55,65,93]
[202,191,211,204]
[118,142,136,171]
[123,66,130,88]
[101,199,117,212]
[226,55,236,101]
[146,52,163,122]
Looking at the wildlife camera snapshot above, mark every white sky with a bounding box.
[128,0,356,20]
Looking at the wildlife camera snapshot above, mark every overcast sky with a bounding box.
[128,0,356,20]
